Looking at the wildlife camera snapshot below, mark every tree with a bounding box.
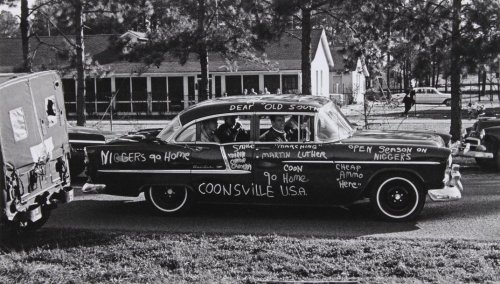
[0,10,19,37]
[271,0,336,95]
[127,0,271,100]
[449,0,461,142]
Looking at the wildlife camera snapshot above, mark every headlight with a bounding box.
[479,129,485,140]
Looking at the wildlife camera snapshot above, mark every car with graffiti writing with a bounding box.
[458,117,500,170]
[83,95,463,221]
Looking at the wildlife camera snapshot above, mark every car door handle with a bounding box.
[256,146,273,151]
[194,146,211,151]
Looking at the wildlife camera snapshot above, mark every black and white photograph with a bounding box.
[0,0,499,283]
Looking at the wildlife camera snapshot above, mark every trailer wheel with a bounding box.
[4,206,52,232]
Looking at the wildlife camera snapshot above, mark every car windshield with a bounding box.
[317,103,354,142]
[157,116,182,141]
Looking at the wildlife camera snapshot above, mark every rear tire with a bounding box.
[370,174,426,221]
[444,99,451,106]
[146,185,192,215]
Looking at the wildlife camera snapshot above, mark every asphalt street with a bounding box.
[45,163,500,241]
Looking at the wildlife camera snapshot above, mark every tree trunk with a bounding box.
[478,71,481,101]
[449,0,462,142]
[481,71,487,99]
[75,0,86,126]
[20,0,31,72]
[197,0,209,101]
[301,6,312,95]
[436,63,440,88]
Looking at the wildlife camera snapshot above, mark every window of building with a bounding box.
[282,75,298,94]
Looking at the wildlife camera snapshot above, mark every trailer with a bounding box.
[0,71,73,231]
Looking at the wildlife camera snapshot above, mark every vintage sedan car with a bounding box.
[458,118,500,170]
[83,95,463,221]
[392,87,451,106]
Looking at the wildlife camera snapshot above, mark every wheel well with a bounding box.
[363,170,424,198]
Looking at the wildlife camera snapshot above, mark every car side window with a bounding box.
[213,115,251,144]
[258,114,313,143]
[176,124,196,143]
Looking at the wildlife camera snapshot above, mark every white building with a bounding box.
[330,46,369,104]
[0,29,334,116]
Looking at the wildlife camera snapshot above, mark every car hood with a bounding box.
[343,130,446,147]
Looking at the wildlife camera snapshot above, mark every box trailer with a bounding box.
[0,71,73,231]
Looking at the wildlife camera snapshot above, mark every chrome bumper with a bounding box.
[460,143,494,158]
[428,164,463,202]
[81,183,107,194]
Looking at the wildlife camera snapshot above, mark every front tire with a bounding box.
[371,175,426,221]
[146,185,192,215]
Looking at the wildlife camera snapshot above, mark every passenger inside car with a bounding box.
[285,115,312,142]
[215,116,249,143]
[200,118,220,143]
[260,115,287,142]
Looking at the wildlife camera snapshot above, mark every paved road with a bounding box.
[45,164,499,241]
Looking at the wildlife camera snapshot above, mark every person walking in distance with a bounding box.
[402,89,415,117]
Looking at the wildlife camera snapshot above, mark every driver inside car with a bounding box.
[200,118,220,143]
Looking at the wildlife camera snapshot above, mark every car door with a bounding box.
[253,114,326,205]
[186,115,254,203]
[426,88,440,104]
[414,88,427,104]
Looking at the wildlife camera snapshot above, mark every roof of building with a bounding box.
[0,30,331,75]
[178,94,332,124]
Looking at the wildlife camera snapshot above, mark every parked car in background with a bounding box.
[458,118,500,170]
[83,95,463,221]
[392,87,451,106]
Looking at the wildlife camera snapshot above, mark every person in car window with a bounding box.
[215,116,247,143]
[260,115,287,142]
[285,116,311,142]
[200,118,220,143]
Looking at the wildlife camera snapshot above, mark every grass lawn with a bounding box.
[1,229,499,283]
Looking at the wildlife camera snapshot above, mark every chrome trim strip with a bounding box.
[282,160,441,165]
[282,160,334,164]
[98,169,251,174]
[69,140,105,144]
[333,161,441,165]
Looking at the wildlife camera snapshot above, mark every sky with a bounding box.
[0,0,36,16]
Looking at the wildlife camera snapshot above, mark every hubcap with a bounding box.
[377,178,419,219]
[149,185,187,213]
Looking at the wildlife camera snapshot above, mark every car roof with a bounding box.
[178,95,332,124]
